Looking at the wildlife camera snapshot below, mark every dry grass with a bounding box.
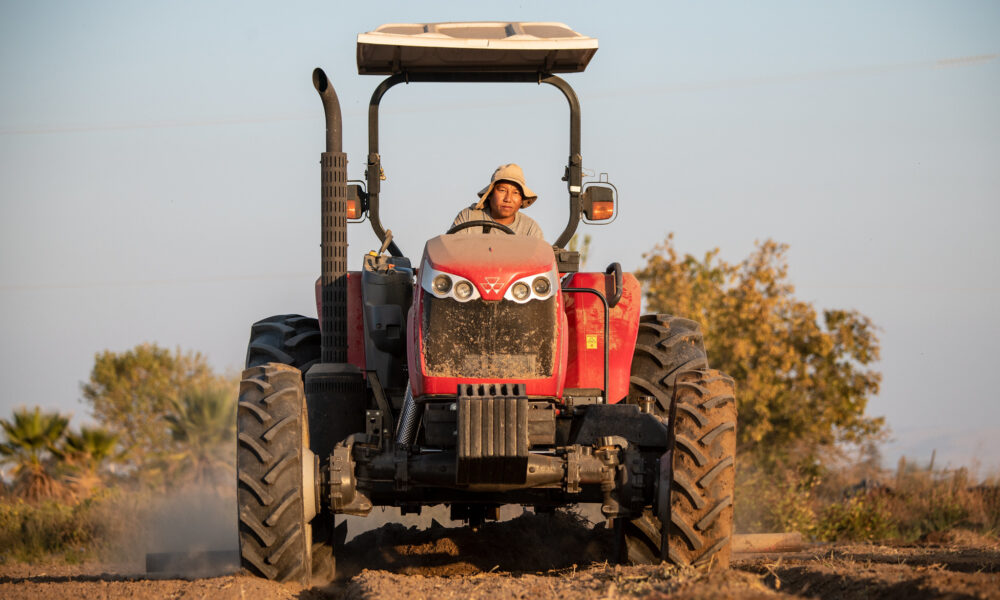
[735,455,1000,543]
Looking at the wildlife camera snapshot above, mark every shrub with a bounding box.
[815,494,896,542]
[736,454,1000,544]
[0,498,104,563]
[735,462,819,535]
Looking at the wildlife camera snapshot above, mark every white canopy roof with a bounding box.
[357,22,598,75]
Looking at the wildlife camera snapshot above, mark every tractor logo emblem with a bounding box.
[482,277,503,293]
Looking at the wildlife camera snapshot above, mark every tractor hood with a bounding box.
[421,234,556,301]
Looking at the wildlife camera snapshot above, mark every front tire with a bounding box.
[237,364,317,584]
[619,370,737,568]
[667,370,736,567]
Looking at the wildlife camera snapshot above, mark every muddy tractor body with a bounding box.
[237,23,737,584]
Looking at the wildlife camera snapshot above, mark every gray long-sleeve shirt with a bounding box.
[450,203,544,240]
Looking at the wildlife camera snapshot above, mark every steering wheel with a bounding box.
[447,220,515,235]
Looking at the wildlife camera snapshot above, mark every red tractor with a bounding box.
[237,22,736,584]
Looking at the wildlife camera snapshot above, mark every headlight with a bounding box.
[454,281,474,300]
[504,270,557,303]
[421,266,480,302]
[432,274,452,294]
[532,276,550,296]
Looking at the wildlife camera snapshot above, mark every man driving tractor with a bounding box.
[450,163,544,239]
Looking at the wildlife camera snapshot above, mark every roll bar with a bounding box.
[365,72,583,255]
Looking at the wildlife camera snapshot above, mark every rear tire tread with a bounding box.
[246,315,322,373]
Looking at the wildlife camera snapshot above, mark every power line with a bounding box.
[1,53,995,136]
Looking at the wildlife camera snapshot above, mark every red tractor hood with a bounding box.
[422,234,555,300]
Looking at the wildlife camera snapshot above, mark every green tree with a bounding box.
[0,407,71,501]
[81,343,226,479]
[61,427,120,472]
[636,235,883,464]
[162,386,236,487]
[57,426,121,497]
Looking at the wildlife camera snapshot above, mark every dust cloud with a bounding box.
[111,484,239,579]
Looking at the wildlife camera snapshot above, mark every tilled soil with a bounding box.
[2,515,998,599]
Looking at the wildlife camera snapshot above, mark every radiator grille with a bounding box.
[422,296,556,378]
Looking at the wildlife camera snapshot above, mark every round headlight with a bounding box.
[432,274,452,295]
[511,282,530,300]
[532,276,551,296]
[454,281,474,300]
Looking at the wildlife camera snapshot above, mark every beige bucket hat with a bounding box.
[475,163,538,209]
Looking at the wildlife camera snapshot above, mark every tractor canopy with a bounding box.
[357,22,598,75]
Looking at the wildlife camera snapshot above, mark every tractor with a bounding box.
[236,22,736,584]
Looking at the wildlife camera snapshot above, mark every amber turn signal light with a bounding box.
[582,184,617,222]
[589,200,614,221]
[346,199,361,219]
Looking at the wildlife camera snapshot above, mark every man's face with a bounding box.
[489,182,523,220]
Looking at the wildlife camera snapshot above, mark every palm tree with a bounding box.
[163,387,236,487]
[58,426,121,498]
[0,407,71,502]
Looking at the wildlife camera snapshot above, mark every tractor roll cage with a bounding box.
[364,72,583,256]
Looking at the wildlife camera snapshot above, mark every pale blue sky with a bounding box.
[1,1,998,471]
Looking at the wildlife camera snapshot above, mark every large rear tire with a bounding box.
[237,364,317,585]
[245,315,321,373]
[628,315,708,413]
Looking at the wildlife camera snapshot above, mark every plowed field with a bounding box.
[2,514,998,599]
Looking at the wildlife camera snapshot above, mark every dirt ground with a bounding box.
[2,514,998,599]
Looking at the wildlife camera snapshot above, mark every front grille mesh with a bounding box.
[422,296,556,378]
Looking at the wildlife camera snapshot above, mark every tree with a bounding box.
[61,427,120,472]
[162,386,236,487]
[0,407,71,501]
[58,426,121,497]
[81,343,227,478]
[636,235,883,464]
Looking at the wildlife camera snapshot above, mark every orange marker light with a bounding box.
[346,199,361,219]
[590,200,614,221]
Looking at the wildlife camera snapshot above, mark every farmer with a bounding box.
[451,163,544,239]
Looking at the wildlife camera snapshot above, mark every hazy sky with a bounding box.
[1,1,998,472]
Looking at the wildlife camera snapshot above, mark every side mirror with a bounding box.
[581,181,618,223]
[347,181,369,222]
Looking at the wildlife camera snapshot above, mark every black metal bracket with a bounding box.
[659,380,681,561]
[365,370,395,442]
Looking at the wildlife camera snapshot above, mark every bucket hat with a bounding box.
[475,163,538,209]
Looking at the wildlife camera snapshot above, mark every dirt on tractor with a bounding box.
[2,518,998,599]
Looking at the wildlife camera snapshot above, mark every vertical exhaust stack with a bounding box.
[313,68,348,363]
